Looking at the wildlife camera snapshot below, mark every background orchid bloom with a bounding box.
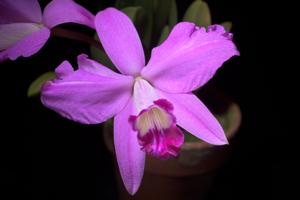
[0,0,94,61]
[41,8,239,195]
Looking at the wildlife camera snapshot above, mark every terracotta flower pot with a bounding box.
[103,89,241,200]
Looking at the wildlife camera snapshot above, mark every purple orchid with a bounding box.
[0,0,94,61]
[41,8,239,194]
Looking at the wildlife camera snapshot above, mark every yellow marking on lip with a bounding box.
[136,106,172,136]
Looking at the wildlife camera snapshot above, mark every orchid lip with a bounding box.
[129,99,184,159]
[134,104,172,136]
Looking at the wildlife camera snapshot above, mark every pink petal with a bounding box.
[42,0,95,29]
[41,57,134,124]
[77,54,128,79]
[114,99,145,195]
[142,23,239,93]
[0,27,50,61]
[95,8,145,75]
[0,0,42,24]
[54,60,74,79]
[159,91,228,145]
[0,23,41,51]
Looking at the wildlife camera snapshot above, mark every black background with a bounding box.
[0,0,275,199]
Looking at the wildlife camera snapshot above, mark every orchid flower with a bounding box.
[41,8,239,194]
[0,0,94,61]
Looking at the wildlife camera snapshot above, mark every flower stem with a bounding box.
[51,27,103,50]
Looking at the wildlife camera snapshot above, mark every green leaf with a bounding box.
[183,0,211,27]
[122,6,142,23]
[168,0,178,28]
[137,1,155,51]
[115,0,136,8]
[153,0,173,40]
[221,21,233,32]
[90,33,115,70]
[158,25,170,45]
[90,46,114,69]
[27,72,56,97]
[142,14,153,52]
[116,0,150,10]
